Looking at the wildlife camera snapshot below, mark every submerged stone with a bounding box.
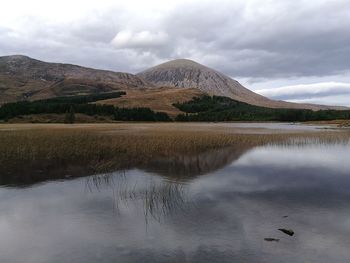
[278,228,294,236]
[264,238,280,242]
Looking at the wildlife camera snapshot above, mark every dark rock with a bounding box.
[278,228,294,236]
[264,238,280,242]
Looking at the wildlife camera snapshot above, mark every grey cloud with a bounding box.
[290,95,350,107]
[1,0,350,83]
[153,0,350,79]
[111,30,169,49]
[256,82,350,106]
[258,83,350,100]
[71,23,118,44]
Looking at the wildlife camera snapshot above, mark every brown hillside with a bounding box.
[96,87,204,116]
[0,55,150,104]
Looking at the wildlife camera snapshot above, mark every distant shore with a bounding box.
[0,121,348,134]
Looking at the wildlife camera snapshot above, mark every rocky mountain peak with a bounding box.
[137,58,266,103]
[137,59,346,110]
[151,59,204,70]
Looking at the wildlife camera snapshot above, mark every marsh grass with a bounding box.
[84,172,190,222]
[0,125,349,184]
[1,128,349,162]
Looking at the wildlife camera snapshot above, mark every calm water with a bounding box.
[220,122,333,131]
[1,143,350,262]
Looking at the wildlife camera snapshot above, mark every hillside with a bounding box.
[95,87,204,117]
[0,55,150,104]
[174,95,350,122]
[138,59,347,111]
[0,55,348,118]
[0,92,171,122]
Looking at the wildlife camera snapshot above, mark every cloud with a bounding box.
[111,30,168,49]
[256,82,350,106]
[290,95,350,107]
[256,82,350,100]
[1,0,350,105]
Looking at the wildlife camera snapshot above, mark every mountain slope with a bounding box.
[96,87,204,117]
[0,55,150,104]
[1,55,347,112]
[137,59,346,110]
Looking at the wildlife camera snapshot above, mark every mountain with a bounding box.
[0,55,150,104]
[0,55,347,111]
[137,59,346,110]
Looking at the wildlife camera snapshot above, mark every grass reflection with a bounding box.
[0,127,349,186]
[85,172,191,223]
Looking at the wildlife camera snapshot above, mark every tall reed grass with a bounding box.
[0,126,349,183]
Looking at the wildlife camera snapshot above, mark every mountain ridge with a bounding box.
[0,54,149,86]
[137,59,347,110]
[0,55,347,111]
[0,55,151,104]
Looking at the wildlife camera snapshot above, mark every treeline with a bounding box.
[174,95,350,122]
[0,92,171,122]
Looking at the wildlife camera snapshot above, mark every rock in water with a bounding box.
[278,228,294,236]
[264,238,280,242]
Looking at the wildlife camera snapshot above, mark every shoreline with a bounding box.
[0,121,344,134]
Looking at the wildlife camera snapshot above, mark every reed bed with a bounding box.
[1,128,349,162]
[0,125,349,182]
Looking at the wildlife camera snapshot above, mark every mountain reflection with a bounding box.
[79,144,252,224]
[140,145,251,180]
[0,144,254,187]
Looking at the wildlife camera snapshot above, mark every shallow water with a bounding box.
[220,122,332,131]
[1,143,350,262]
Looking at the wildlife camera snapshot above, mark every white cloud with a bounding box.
[290,95,350,107]
[256,82,350,106]
[257,82,350,98]
[111,30,168,49]
[1,0,350,107]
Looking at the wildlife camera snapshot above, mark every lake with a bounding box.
[1,136,349,262]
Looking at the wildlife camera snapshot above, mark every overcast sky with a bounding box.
[1,0,350,106]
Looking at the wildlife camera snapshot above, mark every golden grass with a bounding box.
[0,123,349,184]
[1,124,349,161]
[95,87,203,116]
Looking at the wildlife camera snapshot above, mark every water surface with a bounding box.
[1,142,349,262]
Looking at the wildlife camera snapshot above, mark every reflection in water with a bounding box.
[0,142,350,262]
[141,146,251,180]
[85,173,191,223]
[0,144,254,186]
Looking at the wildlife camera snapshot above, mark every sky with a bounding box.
[1,0,350,106]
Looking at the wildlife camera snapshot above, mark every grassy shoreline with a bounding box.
[1,123,349,186]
